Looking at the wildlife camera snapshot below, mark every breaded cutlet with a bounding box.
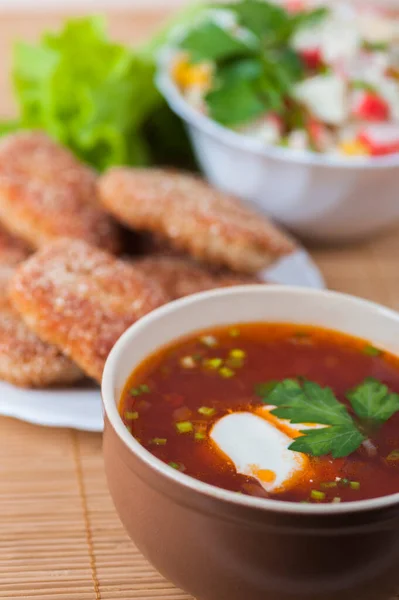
[0,224,30,313]
[9,239,170,383]
[0,225,31,267]
[98,167,296,274]
[0,287,83,387]
[0,224,30,312]
[0,229,82,387]
[133,255,262,300]
[0,131,120,253]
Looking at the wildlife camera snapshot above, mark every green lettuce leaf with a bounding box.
[10,17,161,170]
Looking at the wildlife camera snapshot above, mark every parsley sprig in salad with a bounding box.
[173,0,399,157]
[257,377,399,458]
[178,0,327,127]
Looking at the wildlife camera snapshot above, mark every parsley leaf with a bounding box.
[206,78,265,126]
[290,7,329,32]
[223,0,291,42]
[255,380,279,397]
[289,425,366,459]
[207,50,304,125]
[257,379,365,458]
[223,1,328,44]
[347,378,399,426]
[256,49,304,113]
[256,377,399,459]
[176,1,316,128]
[179,21,256,63]
[266,379,353,426]
[218,57,263,84]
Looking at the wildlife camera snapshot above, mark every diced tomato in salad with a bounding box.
[353,92,390,122]
[358,125,399,156]
[300,48,323,70]
[307,118,325,150]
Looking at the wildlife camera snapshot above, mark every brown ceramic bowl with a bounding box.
[102,286,399,600]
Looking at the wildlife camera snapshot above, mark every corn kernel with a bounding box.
[173,56,212,90]
[339,139,369,156]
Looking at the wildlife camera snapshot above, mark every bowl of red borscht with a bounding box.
[102,285,399,600]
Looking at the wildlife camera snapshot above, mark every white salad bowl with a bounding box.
[157,54,399,244]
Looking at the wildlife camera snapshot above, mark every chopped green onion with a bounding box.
[362,40,389,52]
[150,438,167,445]
[125,411,139,420]
[168,461,185,472]
[340,478,350,487]
[349,481,360,490]
[203,358,223,370]
[180,356,196,369]
[230,349,245,359]
[176,421,193,434]
[300,500,309,504]
[219,367,235,378]
[198,406,216,417]
[195,432,206,440]
[294,331,309,338]
[352,79,377,93]
[200,335,218,347]
[130,384,150,396]
[168,462,181,470]
[125,425,132,433]
[229,328,240,338]
[310,490,326,501]
[363,345,382,357]
[226,357,244,368]
[387,450,399,462]
[332,497,341,504]
[320,481,337,489]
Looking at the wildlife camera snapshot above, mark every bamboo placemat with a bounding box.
[1,6,399,600]
[0,419,190,600]
[2,225,399,600]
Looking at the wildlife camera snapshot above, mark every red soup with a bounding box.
[120,323,399,504]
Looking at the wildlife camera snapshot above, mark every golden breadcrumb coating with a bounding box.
[99,167,295,274]
[0,131,120,253]
[0,229,82,387]
[133,255,262,300]
[9,239,170,383]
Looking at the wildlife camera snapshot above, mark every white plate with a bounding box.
[0,249,324,432]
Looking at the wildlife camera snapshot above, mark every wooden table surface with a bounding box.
[1,7,399,600]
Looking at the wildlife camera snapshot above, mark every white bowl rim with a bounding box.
[102,285,399,516]
[156,50,399,171]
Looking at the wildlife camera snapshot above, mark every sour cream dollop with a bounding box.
[210,408,324,493]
